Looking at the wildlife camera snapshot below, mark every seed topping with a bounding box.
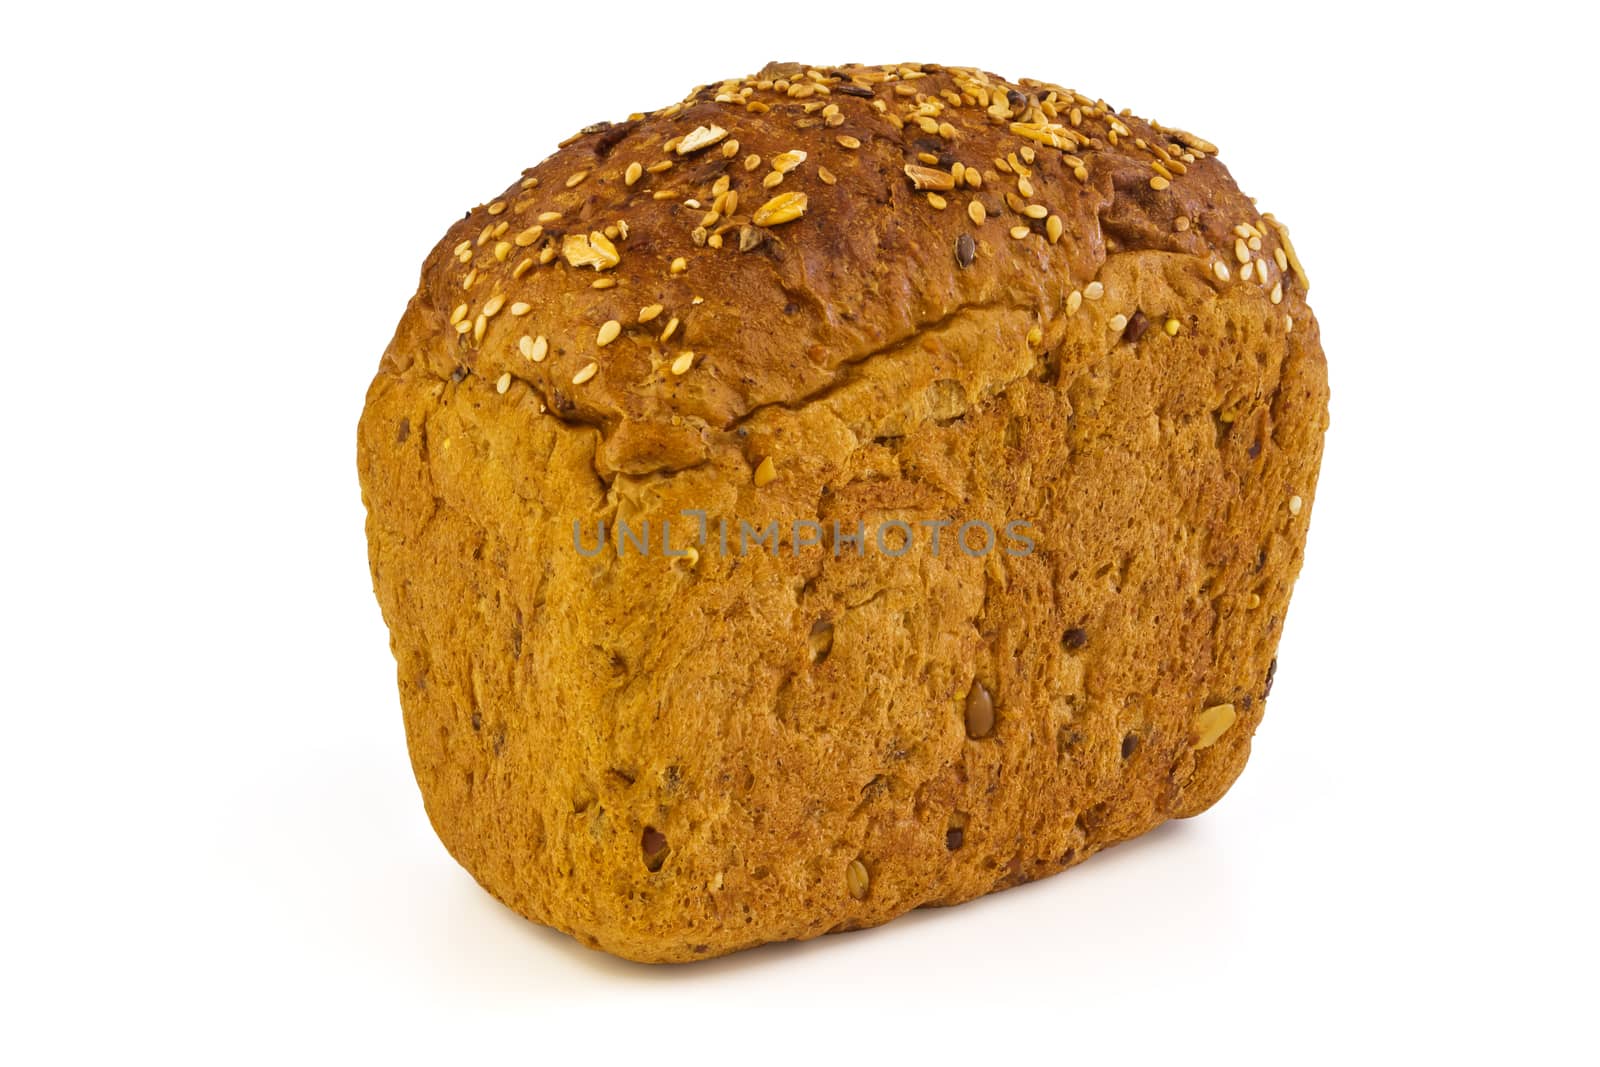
[846,858,870,900]
[753,456,778,487]
[965,680,995,739]
[753,191,808,226]
[676,124,728,154]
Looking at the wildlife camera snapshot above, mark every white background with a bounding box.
[4,2,1595,1063]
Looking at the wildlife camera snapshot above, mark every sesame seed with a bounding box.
[670,351,694,375]
[454,321,471,335]
[819,166,836,185]
[596,320,621,347]
[639,304,663,323]
[624,162,643,186]
[1235,238,1250,264]
[1046,215,1063,243]
[762,171,784,189]
[514,226,542,247]
[1009,225,1030,240]
[661,317,679,341]
[753,456,778,487]
[744,153,761,171]
[565,170,589,189]
[450,303,468,325]
[646,160,674,174]
[1285,315,1293,332]
[1108,313,1128,332]
[592,277,616,289]
[472,314,486,342]
[572,362,598,385]
[1017,176,1035,198]
[537,211,562,224]
[496,372,511,394]
[1271,281,1284,305]
[967,200,986,225]
[1288,494,1304,515]
[493,241,511,261]
[1164,318,1181,336]
[1023,204,1048,219]
[483,294,505,317]
[487,201,506,215]
[1275,247,1289,272]
[510,302,530,317]
[837,134,861,149]
[1084,281,1104,301]
[1213,261,1231,282]
[1242,261,1255,281]
[1027,325,1043,347]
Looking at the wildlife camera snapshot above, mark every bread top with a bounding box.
[382,61,1310,475]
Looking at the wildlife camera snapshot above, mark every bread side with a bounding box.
[358,62,1328,962]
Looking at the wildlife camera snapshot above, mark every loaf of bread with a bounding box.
[357,61,1327,962]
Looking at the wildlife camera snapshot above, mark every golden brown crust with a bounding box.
[359,62,1328,962]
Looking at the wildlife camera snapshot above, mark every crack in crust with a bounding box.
[381,62,1305,477]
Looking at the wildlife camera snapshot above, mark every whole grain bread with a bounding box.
[357,61,1328,963]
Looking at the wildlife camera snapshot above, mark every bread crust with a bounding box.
[358,62,1328,962]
